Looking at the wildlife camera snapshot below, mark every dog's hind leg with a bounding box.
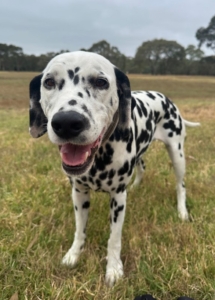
[130,158,145,189]
[165,140,189,220]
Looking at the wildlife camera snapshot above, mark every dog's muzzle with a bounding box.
[51,110,104,176]
[51,109,119,176]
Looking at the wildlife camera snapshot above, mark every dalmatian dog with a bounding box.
[29,51,200,286]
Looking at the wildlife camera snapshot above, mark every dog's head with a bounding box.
[29,51,131,176]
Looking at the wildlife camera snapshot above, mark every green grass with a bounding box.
[0,73,215,299]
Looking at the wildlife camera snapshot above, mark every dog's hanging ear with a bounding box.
[114,68,131,131]
[29,74,47,138]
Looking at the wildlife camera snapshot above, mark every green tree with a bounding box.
[86,40,127,71]
[185,45,204,61]
[196,15,215,52]
[0,43,24,70]
[134,39,185,74]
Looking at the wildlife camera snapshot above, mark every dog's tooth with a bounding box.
[85,151,89,161]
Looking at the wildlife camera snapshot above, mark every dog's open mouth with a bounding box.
[58,132,103,176]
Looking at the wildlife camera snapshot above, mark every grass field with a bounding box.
[0,72,215,300]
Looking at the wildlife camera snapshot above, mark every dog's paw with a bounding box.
[105,261,124,287]
[178,209,189,221]
[62,248,80,267]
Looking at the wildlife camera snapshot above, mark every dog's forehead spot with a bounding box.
[74,74,79,85]
[68,69,74,80]
[59,79,65,90]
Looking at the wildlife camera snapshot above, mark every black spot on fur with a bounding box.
[157,93,163,98]
[75,188,80,193]
[75,206,78,211]
[110,198,118,209]
[110,128,130,143]
[126,129,133,153]
[82,104,92,119]
[99,171,108,180]
[78,92,83,98]
[139,100,148,117]
[163,116,182,135]
[74,75,79,85]
[154,111,160,123]
[59,79,65,90]
[75,67,80,73]
[105,143,114,156]
[90,166,97,177]
[82,201,90,209]
[178,143,181,150]
[136,129,150,154]
[85,89,90,97]
[128,156,136,176]
[146,92,156,100]
[136,103,143,117]
[96,179,101,188]
[108,169,116,179]
[116,184,126,194]
[164,110,170,119]
[114,205,124,222]
[99,147,103,155]
[146,111,153,132]
[88,176,94,184]
[68,99,77,105]
[68,70,74,80]
[170,107,177,119]
[107,180,112,186]
[118,161,129,176]
[95,157,105,171]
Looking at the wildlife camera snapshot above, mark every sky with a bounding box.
[0,0,214,57]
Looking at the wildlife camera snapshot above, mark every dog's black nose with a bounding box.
[51,111,89,139]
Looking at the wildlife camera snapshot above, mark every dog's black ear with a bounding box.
[114,68,131,130]
[29,74,47,138]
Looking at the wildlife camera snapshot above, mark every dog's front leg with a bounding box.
[105,190,127,286]
[62,186,90,267]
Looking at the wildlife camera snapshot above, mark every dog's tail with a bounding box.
[183,119,200,127]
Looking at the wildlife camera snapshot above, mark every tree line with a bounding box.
[1,15,215,75]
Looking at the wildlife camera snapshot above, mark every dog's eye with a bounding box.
[44,78,55,89]
[95,78,109,89]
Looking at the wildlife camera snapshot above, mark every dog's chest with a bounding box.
[74,139,136,193]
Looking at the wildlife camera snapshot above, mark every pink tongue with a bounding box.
[60,143,94,166]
